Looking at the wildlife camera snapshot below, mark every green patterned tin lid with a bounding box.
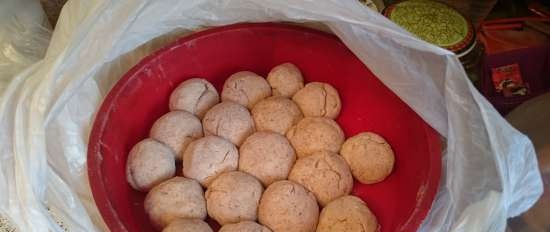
[384,0,474,54]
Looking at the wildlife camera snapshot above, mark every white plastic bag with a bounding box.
[0,0,51,97]
[0,0,543,232]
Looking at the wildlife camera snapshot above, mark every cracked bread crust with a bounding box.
[126,138,175,192]
[288,151,353,206]
[144,177,206,229]
[292,82,341,119]
[169,78,219,118]
[182,136,238,187]
[252,96,303,135]
[202,101,255,146]
[340,132,395,184]
[286,117,344,158]
[258,180,319,232]
[239,132,296,186]
[221,71,271,109]
[317,196,378,232]
[267,63,304,97]
[205,171,264,225]
[150,110,203,160]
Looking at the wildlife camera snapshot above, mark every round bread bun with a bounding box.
[183,136,239,187]
[258,180,319,232]
[267,63,304,97]
[144,177,206,229]
[126,138,175,192]
[202,101,255,146]
[317,196,378,232]
[251,96,303,135]
[239,132,296,186]
[221,71,271,109]
[205,171,264,225]
[219,221,272,232]
[162,219,213,232]
[169,78,219,118]
[292,82,341,119]
[340,132,395,184]
[150,110,203,159]
[288,151,353,206]
[286,117,344,158]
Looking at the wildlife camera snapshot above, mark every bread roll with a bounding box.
[258,180,319,232]
[206,171,264,225]
[252,96,303,135]
[219,221,272,232]
[292,82,341,119]
[340,132,395,184]
[183,136,239,187]
[267,63,304,97]
[203,101,255,146]
[286,117,344,158]
[162,219,213,232]
[144,177,206,229]
[317,196,378,232]
[288,151,353,206]
[169,78,219,118]
[150,110,203,159]
[126,138,175,192]
[221,71,271,109]
[239,132,296,186]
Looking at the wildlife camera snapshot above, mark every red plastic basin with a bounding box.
[88,23,441,232]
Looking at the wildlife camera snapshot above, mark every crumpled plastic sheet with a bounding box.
[0,0,543,232]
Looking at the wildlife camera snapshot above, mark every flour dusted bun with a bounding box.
[221,71,271,109]
[182,136,239,187]
[144,177,206,229]
[267,63,304,97]
[205,171,264,225]
[202,101,255,146]
[239,132,296,186]
[126,138,175,192]
[169,78,219,118]
[150,110,203,159]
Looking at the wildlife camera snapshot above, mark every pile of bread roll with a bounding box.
[126,63,396,232]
